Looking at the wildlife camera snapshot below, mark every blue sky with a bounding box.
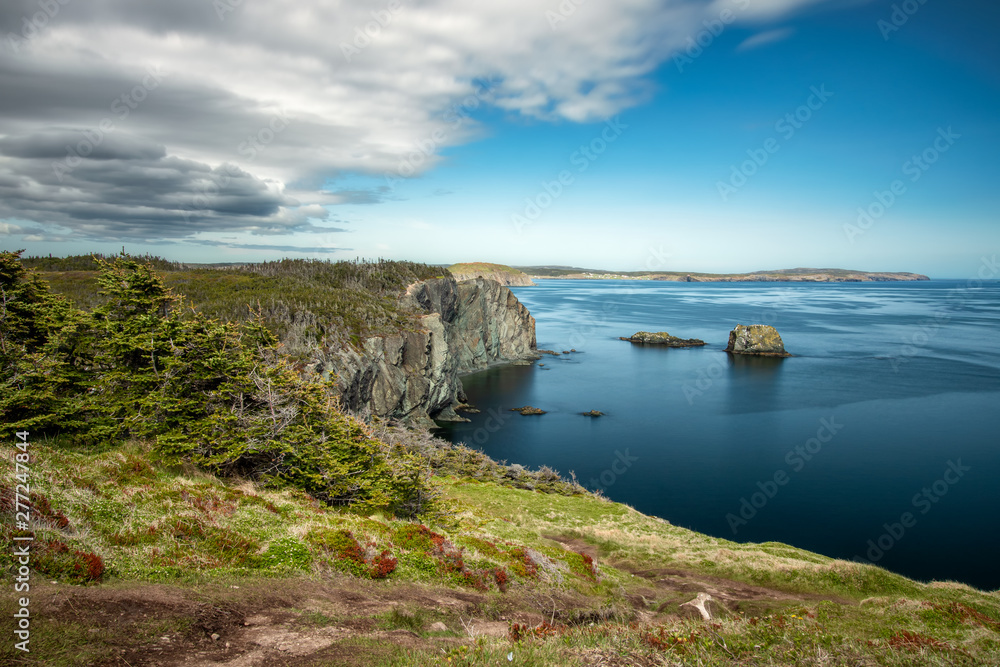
[1,0,997,277]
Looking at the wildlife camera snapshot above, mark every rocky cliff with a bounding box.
[315,277,538,425]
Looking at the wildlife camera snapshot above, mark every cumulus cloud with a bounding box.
[0,0,834,246]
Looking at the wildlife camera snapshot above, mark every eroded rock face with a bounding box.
[725,324,790,357]
[317,277,539,425]
[619,331,706,347]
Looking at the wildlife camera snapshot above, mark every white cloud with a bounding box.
[0,0,834,243]
[737,27,797,51]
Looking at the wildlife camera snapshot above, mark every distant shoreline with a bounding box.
[519,268,930,283]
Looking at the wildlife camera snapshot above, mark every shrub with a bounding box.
[393,524,440,552]
[306,527,396,579]
[1,252,440,518]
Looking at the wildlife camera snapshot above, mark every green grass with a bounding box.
[2,440,998,665]
[0,441,599,592]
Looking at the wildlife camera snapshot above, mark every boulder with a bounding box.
[679,593,723,621]
[619,331,706,347]
[511,406,546,415]
[582,410,604,417]
[725,324,790,357]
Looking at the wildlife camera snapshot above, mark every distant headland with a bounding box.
[448,262,536,286]
[514,266,930,283]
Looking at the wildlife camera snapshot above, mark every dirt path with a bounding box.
[23,554,846,665]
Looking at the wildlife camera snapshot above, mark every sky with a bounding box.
[0,0,997,277]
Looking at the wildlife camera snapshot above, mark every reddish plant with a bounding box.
[493,567,509,592]
[889,631,950,651]
[509,622,563,642]
[368,550,398,578]
[34,540,104,583]
[507,547,539,578]
[28,491,71,529]
[943,602,1000,631]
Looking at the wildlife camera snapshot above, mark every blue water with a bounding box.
[440,279,1000,591]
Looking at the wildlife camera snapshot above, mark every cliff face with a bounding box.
[317,277,537,425]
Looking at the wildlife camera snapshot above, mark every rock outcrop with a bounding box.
[619,331,706,347]
[448,262,536,286]
[316,277,539,425]
[725,324,791,357]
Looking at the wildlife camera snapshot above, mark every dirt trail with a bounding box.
[30,577,541,666]
[20,555,847,667]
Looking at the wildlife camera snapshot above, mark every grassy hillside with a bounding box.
[448,262,535,286]
[3,439,999,665]
[24,254,448,352]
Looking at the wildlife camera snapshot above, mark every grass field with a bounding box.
[3,439,998,666]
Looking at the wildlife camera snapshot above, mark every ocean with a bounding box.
[440,277,1000,591]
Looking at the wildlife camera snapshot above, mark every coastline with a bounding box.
[527,271,930,283]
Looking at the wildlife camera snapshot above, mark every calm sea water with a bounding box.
[440,278,1000,591]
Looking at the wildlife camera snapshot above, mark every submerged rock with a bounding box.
[619,331,706,347]
[511,405,547,415]
[725,324,791,357]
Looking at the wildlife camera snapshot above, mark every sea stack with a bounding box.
[619,331,706,347]
[725,324,791,357]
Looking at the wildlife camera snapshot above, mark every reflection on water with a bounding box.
[724,353,786,413]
